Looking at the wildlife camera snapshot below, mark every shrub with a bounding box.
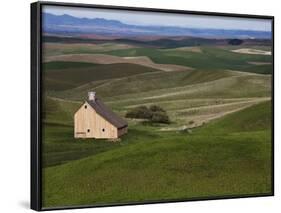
[126,105,170,124]
[151,112,170,124]
[188,120,194,125]
[125,106,152,119]
[149,105,165,113]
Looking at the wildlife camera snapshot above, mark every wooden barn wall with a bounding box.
[74,102,118,139]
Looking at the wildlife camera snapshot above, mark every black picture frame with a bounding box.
[31,1,274,211]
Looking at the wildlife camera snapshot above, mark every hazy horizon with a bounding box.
[43,5,271,32]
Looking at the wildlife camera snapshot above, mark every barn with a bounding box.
[74,92,128,139]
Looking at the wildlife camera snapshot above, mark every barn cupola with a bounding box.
[88,91,96,101]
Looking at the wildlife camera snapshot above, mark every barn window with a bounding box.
[87,129,90,132]
[84,105,87,109]
[102,128,105,132]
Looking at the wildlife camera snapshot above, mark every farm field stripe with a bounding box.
[174,97,270,113]
[44,53,193,72]
[105,73,270,103]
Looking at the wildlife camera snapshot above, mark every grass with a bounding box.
[101,73,271,107]
[42,97,160,167]
[42,45,272,96]
[42,123,120,167]
[195,101,272,134]
[42,101,272,207]
[43,42,136,56]
[42,121,160,168]
[43,62,161,91]
[105,46,272,74]
[41,42,273,208]
[42,97,80,125]
[43,61,98,70]
[53,69,234,101]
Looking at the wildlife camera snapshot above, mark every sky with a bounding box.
[43,5,271,32]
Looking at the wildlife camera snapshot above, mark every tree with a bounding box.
[125,106,152,119]
[151,111,170,124]
[125,105,170,124]
[149,105,165,112]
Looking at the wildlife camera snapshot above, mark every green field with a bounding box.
[41,38,273,208]
[43,62,160,91]
[105,46,272,74]
[42,102,272,207]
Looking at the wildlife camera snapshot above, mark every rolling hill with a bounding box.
[44,54,192,72]
[42,101,272,207]
[40,10,273,209]
[105,46,272,74]
[52,69,271,105]
[43,62,162,91]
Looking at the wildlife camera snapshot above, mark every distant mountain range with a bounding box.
[42,13,271,39]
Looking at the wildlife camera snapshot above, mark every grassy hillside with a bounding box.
[43,42,135,57]
[41,40,273,208]
[43,123,120,168]
[54,69,233,101]
[43,61,161,91]
[102,72,271,105]
[42,101,272,208]
[196,101,272,134]
[51,68,271,103]
[42,97,79,125]
[43,42,272,75]
[42,97,159,168]
[43,61,97,70]
[106,46,272,74]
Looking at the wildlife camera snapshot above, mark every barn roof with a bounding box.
[87,98,128,129]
